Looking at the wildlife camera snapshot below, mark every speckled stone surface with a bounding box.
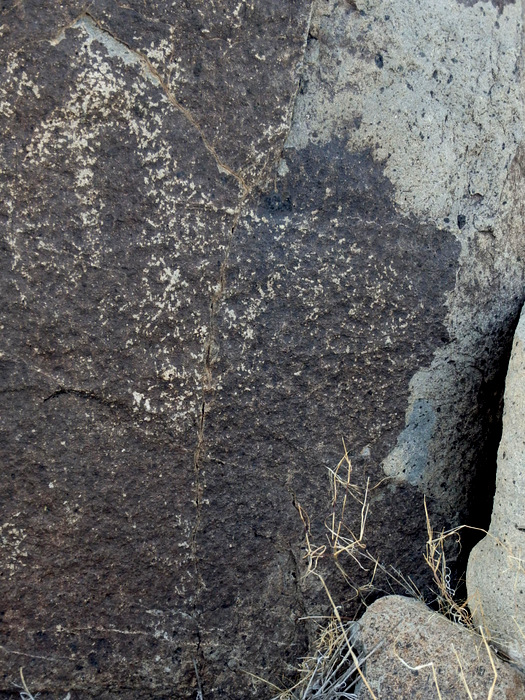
[0,2,311,698]
[1,1,525,698]
[355,595,525,700]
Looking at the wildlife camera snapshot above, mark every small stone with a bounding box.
[355,595,525,699]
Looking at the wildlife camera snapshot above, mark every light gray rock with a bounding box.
[355,595,525,700]
[285,0,525,590]
[467,305,525,668]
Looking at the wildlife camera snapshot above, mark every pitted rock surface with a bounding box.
[290,0,525,532]
[0,2,312,698]
[467,304,525,668]
[1,0,525,698]
[355,596,525,699]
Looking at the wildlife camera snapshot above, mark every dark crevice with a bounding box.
[42,387,126,411]
[435,303,524,610]
[456,315,521,575]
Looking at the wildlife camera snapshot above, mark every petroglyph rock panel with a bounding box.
[0,2,311,697]
[1,0,525,698]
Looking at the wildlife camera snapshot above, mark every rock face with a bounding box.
[467,305,525,668]
[355,595,525,700]
[0,3,313,698]
[1,1,525,698]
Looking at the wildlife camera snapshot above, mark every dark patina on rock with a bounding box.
[195,141,460,693]
[0,1,312,698]
[2,0,523,697]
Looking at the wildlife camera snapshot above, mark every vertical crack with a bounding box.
[190,192,250,535]
[188,192,251,678]
[187,0,316,676]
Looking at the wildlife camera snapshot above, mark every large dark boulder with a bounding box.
[1,0,524,697]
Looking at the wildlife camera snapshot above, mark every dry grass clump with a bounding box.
[295,446,369,586]
[422,499,473,628]
[269,447,381,700]
[272,443,485,700]
[270,620,368,700]
[299,446,425,604]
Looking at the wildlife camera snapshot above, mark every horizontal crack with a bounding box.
[43,387,125,408]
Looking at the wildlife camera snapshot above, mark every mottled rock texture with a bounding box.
[467,304,525,669]
[355,595,525,700]
[0,2,312,698]
[294,0,525,526]
[1,0,525,698]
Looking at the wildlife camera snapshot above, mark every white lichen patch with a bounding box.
[62,501,84,526]
[142,257,188,313]
[0,519,28,577]
[145,36,174,66]
[76,167,93,188]
[16,14,220,278]
[2,12,231,431]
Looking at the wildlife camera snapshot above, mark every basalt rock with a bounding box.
[355,596,525,700]
[0,2,311,698]
[467,304,525,669]
[1,0,525,698]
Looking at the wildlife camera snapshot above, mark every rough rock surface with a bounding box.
[0,2,312,698]
[467,304,525,669]
[1,0,525,698]
[355,595,525,700]
[294,0,525,528]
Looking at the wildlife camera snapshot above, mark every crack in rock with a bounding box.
[50,12,248,194]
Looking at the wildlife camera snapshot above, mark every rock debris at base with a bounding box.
[355,595,525,700]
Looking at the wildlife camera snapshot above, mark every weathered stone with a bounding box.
[293,0,525,534]
[0,2,312,698]
[195,141,459,693]
[355,595,525,700]
[1,0,525,698]
[467,305,525,668]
